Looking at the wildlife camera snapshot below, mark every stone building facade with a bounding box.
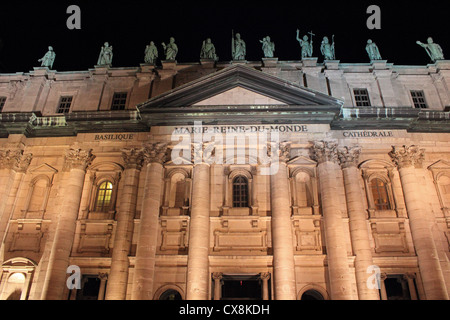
[0,57,449,300]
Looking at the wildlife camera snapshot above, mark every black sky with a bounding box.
[0,0,449,73]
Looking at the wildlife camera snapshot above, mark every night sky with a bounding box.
[0,0,449,73]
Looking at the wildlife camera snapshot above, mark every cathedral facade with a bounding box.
[0,57,449,300]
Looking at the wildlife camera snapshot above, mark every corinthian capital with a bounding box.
[388,145,425,169]
[143,142,169,164]
[0,148,33,172]
[192,141,216,164]
[121,148,144,170]
[337,145,361,169]
[63,147,95,172]
[311,140,339,164]
[267,141,291,163]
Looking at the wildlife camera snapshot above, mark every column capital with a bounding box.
[98,273,108,281]
[388,145,425,169]
[143,142,169,165]
[192,141,216,165]
[337,145,361,169]
[212,272,223,280]
[121,148,145,170]
[311,140,339,165]
[267,141,291,163]
[260,272,271,281]
[63,147,95,172]
[0,148,33,172]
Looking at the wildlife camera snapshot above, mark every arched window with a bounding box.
[301,289,324,300]
[233,176,249,208]
[371,178,390,210]
[159,289,182,300]
[95,181,114,212]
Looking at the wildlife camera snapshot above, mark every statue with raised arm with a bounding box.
[97,42,113,66]
[144,41,158,64]
[416,37,444,62]
[365,39,382,60]
[162,37,178,61]
[231,31,246,60]
[260,36,275,58]
[38,46,56,69]
[320,35,335,60]
[296,30,313,58]
[200,38,218,60]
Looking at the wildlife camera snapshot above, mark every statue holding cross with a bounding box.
[296,30,314,58]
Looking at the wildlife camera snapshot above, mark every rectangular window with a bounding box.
[410,90,428,109]
[353,88,371,107]
[111,92,128,110]
[0,96,7,112]
[57,96,73,114]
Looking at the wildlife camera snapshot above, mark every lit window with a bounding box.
[95,181,113,212]
[371,178,390,210]
[353,88,371,107]
[57,96,73,113]
[410,90,428,109]
[111,92,127,110]
[0,96,7,112]
[233,176,249,208]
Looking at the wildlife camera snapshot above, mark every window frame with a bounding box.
[232,175,249,208]
[56,96,73,114]
[353,88,371,107]
[94,180,114,213]
[410,90,428,109]
[370,178,391,211]
[110,92,128,111]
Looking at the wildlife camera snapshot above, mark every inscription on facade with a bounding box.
[173,125,308,134]
[94,133,135,141]
[342,131,393,138]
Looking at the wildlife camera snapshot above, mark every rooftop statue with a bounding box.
[144,41,158,64]
[162,37,178,61]
[296,30,313,58]
[260,36,275,58]
[320,35,335,60]
[97,42,113,66]
[200,38,218,61]
[231,31,246,60]
[365,39,382,60]
[38,46,56,69]
[416,37,444,62]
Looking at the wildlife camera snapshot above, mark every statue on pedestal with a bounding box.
[97,42,113,66]
[38,46,56,69]
[162,37,178,61]
[416,37,444,62]
[260,36,275,58]
[231,31,246,60]
[320,35,335,60]
[365,39,382,60]
[200,38,218,60]
[144,41,158,64]
[296,30,313,58]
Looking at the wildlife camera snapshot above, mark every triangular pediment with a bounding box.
[138,64,343,109]
[29,163,58,174]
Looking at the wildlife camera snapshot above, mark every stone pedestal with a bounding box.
[131,143,168,300]
[262,57,278,68]
[42,147,94,300]
[389,145,449,300]
[324,60,340,70]
[312,141,356,300]
[200,59,216,68]
[186,161,211,300]
[338,146,379,300]
[161,60,177,70]
[302,57,318,67]
[105,148,143,300]
[140,63,155,73]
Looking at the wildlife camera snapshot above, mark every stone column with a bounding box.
[379,273,388,300]
[42,147,95,300]
[404,273,418,300]
[311,140,356,300]
[389,145,449,300]
[186,142,212,300]
[105,148,144,300]
[338,146,380,300]
[0,148,32,252]
[212,272,223,300]
[97,273,108,300]
[260,272,271,300]
[130,143,168,300]
[269,142,297,300]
